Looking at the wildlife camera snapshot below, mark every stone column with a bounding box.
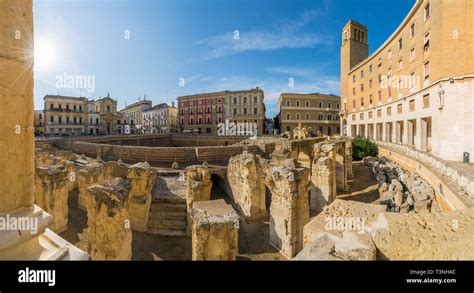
[191,199,240,260]
[77,162,106,210]
[80,178,132,260]
[34,165,70,233]
[0,0,35,215]
[344,137,353,178]
[127,162,156,232]
[185,165,212,236]
[227,151,266,220]
[265,159,310,258]
[335,142,348,192]
[310,143,336,213]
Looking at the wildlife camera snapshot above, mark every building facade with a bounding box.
[278,93,341,136]
[94,95,118,135]
[34,110,44,135]
[117,100,152,134]
[178,92,226,134]
[43,95,87,135]
[178,88,265,135]
[142,102,179,133]
[340,0,474,162]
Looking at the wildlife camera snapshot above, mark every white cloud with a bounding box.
[196,9,332,59]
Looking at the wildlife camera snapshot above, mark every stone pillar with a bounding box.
[0,0,35,215]
[265,159,310,258]
[127,162,156,232]
[80,178,132,260]
[344,137,353,178]
[0,0,88,260]
[227,151,266,220]
[185,165,212,236]
[77,162,106,210]
[191,199,240,260]
[34,165,69,233]
[310,143,336,213]
[335,141,348,192]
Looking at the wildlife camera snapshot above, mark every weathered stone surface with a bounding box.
[185,165,212,235]
[79,178,132,260]
[311,143,337,213]
[127,162,156,232]
[227,151,266,220]
[265,159,310,258]
[77,162,106,210]
[34,165,69,233]
[191,199,240,260]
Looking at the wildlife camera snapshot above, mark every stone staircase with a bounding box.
[147,175,187,236]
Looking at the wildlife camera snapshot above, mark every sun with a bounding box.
[34,37,57,72]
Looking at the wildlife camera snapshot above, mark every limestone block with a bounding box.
[34,165,69,233]
[185,165,212,235]
[127,162,156,232]
[265,160,310,258]
[80,178,132,260]
[311,143,336,212]
[77,163,106,210]
[227,151,266,220]
[191,199,240,260]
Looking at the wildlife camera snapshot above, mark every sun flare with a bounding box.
[34,38,57,72]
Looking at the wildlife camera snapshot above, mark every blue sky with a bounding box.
[33,0,415,117]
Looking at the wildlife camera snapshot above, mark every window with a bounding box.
[378,74,382,83]
[353,75,356,82]
[424,31,430,51]
[361,84,364,92]
[360,113,364,120]
[378,58,382,67]
[353,88,356,95]
[352,114,356,121]
[305,113,310,120]
[336,115,340,121]
[327,114,333,121]
[352,100,356,109]
[377,109,382,117]
[360,70,364,78]
[369,65,373,73]
[296,100,300,107]
[387,107,392,116]
[423,94,430,108]
[305,101,310,107]
[368,111,373,119]
[286,100,290,107]
[378,90,382,102]
[328,102,332,108]
[254,108,257,115]
[336,103,340,109]
[50,104,54,110]
[254,96,258,103]
[387,49,392,60]
[243,97,247,104]
[233,108,237,115]
[409,99,415,112]
[424,61,430,79]
[243,108,247,115]
[318,102,323,108]
[410,72,416,88]
[398,59,403,70]
[397,104,403,114]
[233,97,237,104]
[318,113,324,120]
[398,38,403,50]
[361,97,365,107]
[410,48,416,62]
[410,23,416,39]
[369,94,373,105]
[424,2,430,21]
[58,117,62,124]
[296,113,300,120]
[286,113,291,120]
[369,79,373,88]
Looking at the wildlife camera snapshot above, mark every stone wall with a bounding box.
[310,142,337,213]
[185,165,212,235]
[127,162,156,232]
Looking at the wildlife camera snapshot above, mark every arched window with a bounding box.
[318,113,324,120]
[318,101,323,108]
[305,113,310,120]
[305,100,310,107]
[336,103,340,109]
[327,114,333,121]
[286,113,291,120]
[286,100,290,107]
[328,102,332,109]
[296,113,300,120]
[335,114,340,121]
[296,100,300,107]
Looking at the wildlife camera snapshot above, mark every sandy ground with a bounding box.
[337,161,380,204]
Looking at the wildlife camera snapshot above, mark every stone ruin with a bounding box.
[191,199,240,260]
[364,156,441,213]
[227,150,266,220]
[185,165,213,236]
[292,122,311,140]
[78,178,132,260]
[310,142,337,213]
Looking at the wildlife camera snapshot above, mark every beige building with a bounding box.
[94,95,118,135]
[117,100,152,134]
[340,0,474,162]
[278,93,341,136]
[43,95,87,136]
[225,87,265,136]
[34,110,45,135]
[142,102,179,133]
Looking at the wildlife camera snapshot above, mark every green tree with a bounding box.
[352,136,378,161]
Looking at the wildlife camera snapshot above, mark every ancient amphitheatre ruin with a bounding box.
[1,0,474,262]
